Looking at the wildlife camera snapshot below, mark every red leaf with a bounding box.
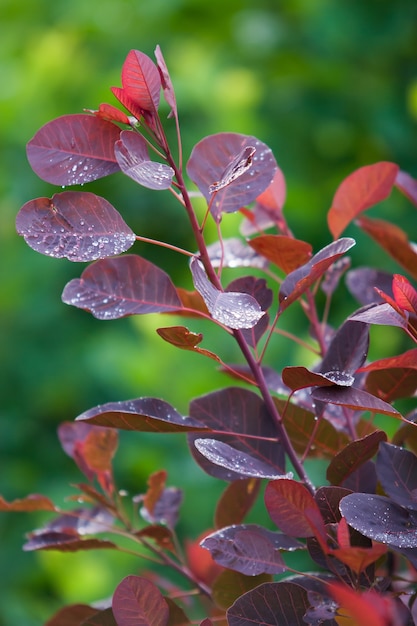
[62,255,182,320]
[326,430,387,486]
[85,104,131,125]
[327,161,399,239]
[248,235,312,274]
[215,479,261,529]
[359,349,417,372]
[111,87,144,120]
[44,604,100,626]
[357,215,417,281]
[256,167,287,213]
[120,50,161,112]
[282,366,339,391]
[279,238,355,311]
[365,368,417,403]
[392,274,417,314]
[115,131,174,190]
[112,576,169,626]
[16,191,135,262]
[27,114,121,186]
[156,326,221,362]
[186,531,223,586]
[0,494,56,512]
[264,479,326,540]
[328,583,402,626]
[186,133,277,219]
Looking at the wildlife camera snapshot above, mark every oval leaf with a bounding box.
[115,131,174,190]
[326,430,387,486]
[249,235,312,274]
[376,442,417,510]
[62,255,182,319]
[190,257,264,329]
[16,191,136,261]
[186,133,277,219]
[27,114,121,186]
[121,50,161,112]
[112,576,169,626]
[76,397,207,433]
[311,386,401,418]
[327,161,399,239]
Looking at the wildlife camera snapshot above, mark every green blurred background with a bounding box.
[1,0,417,623]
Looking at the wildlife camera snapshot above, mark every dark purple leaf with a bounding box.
[112,576,169,626]
[227,582,310,626]
[186,133,277,219]
[206,238,268,270]
[340,493,417,548]
[345,268,394,305]
[282,366,350,391]
[311,386,401,418]
[315,486,352,524]
[327,161,398,239]
[76,397,207,432]
[376,442,417,511]
[140,486,182,529]
[62,255,182,319]
[326,431,387,486]
[339,459,378,494]
[115,131,174,190]
[201,524,302,575]
[349,302,408,329]
[318,320,369,377]
[23,532,117,552]
[154,45,177,119]
[16,192,136,262]
[215,479,261,529]
[226,276,272,348]
[194,439,292,480]
[33,506,113,536]
[279,238,355,312]
[395,169,417,207]
[119,50,161,112]
[264,479,326,539]
[188,387,285,481]
[27,114,121,185]
[81,608,117,626]
[190,257,264,329]
[45,604,100,626]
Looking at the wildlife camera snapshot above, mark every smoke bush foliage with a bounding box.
[6,47,417,625]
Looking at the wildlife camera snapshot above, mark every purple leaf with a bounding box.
[395,169,417,207]
[311,386,401,418]
[201,524,303,575]
[44,604,101,626]
[206,238,268,270]
[112,576,169,626]
[326,430,387,486]
[340,493,417,548]
[76,398,207,432]
[349,303,408,329]
[226,276,272,348]
[318,320,369,378]
[279,238,356,312]
[27,114,121,185]
[190,257,264,329]
[16,191,135,261]
[154,45,177,119]
[81,608,117,626]
[345,268,394,305]
[186,133,277,219]
[115,131,174,190]
[23,533,116,552]
[140,487,183,528]
[31,506,113,536]
[376,442,417,511]
[321,257,351,296]
[227,582,310,626]
[194,439,292,480]
[62,255,182,319]
[188,387,285,481]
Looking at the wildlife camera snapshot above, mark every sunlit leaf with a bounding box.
[248,235,312,274]
[115,131,174,189]
[156,326,221,362]
[62,255,182,320]
[27,114,121,185]
[392,274,417,314]
[16,191,136,262]
[120,50,161,112]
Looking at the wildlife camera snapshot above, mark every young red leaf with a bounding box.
[392,274,417,314]
[215,479,261,529]
[264,479,326,540]
[115,131,174,190]
[85,103,132,125]
[186,133,277,219]
[395,169,417,208]
[0,494,56,512]
[140,471,182,529]
[111,87,144,120]
[188,387,285,481]
[328,583,403,626]
[112,576,169,626]
[185,531,223,586]
[365,368,417,403]
[279,238,355,312]
[62,255,182,320]
[27,114,121,186]
[357,215,417,281]
[16,191,136,262]
[248,235,312,274]
[326,430,387,486]
[76,397,206,433]
[120,50,161,113]
[359,349,417,372]
[156,326,221,362]
[255,167,287,213]
[201,525,295,575]
[154,45,177,119]
[190,257,264,329]
[327,161,399,239]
